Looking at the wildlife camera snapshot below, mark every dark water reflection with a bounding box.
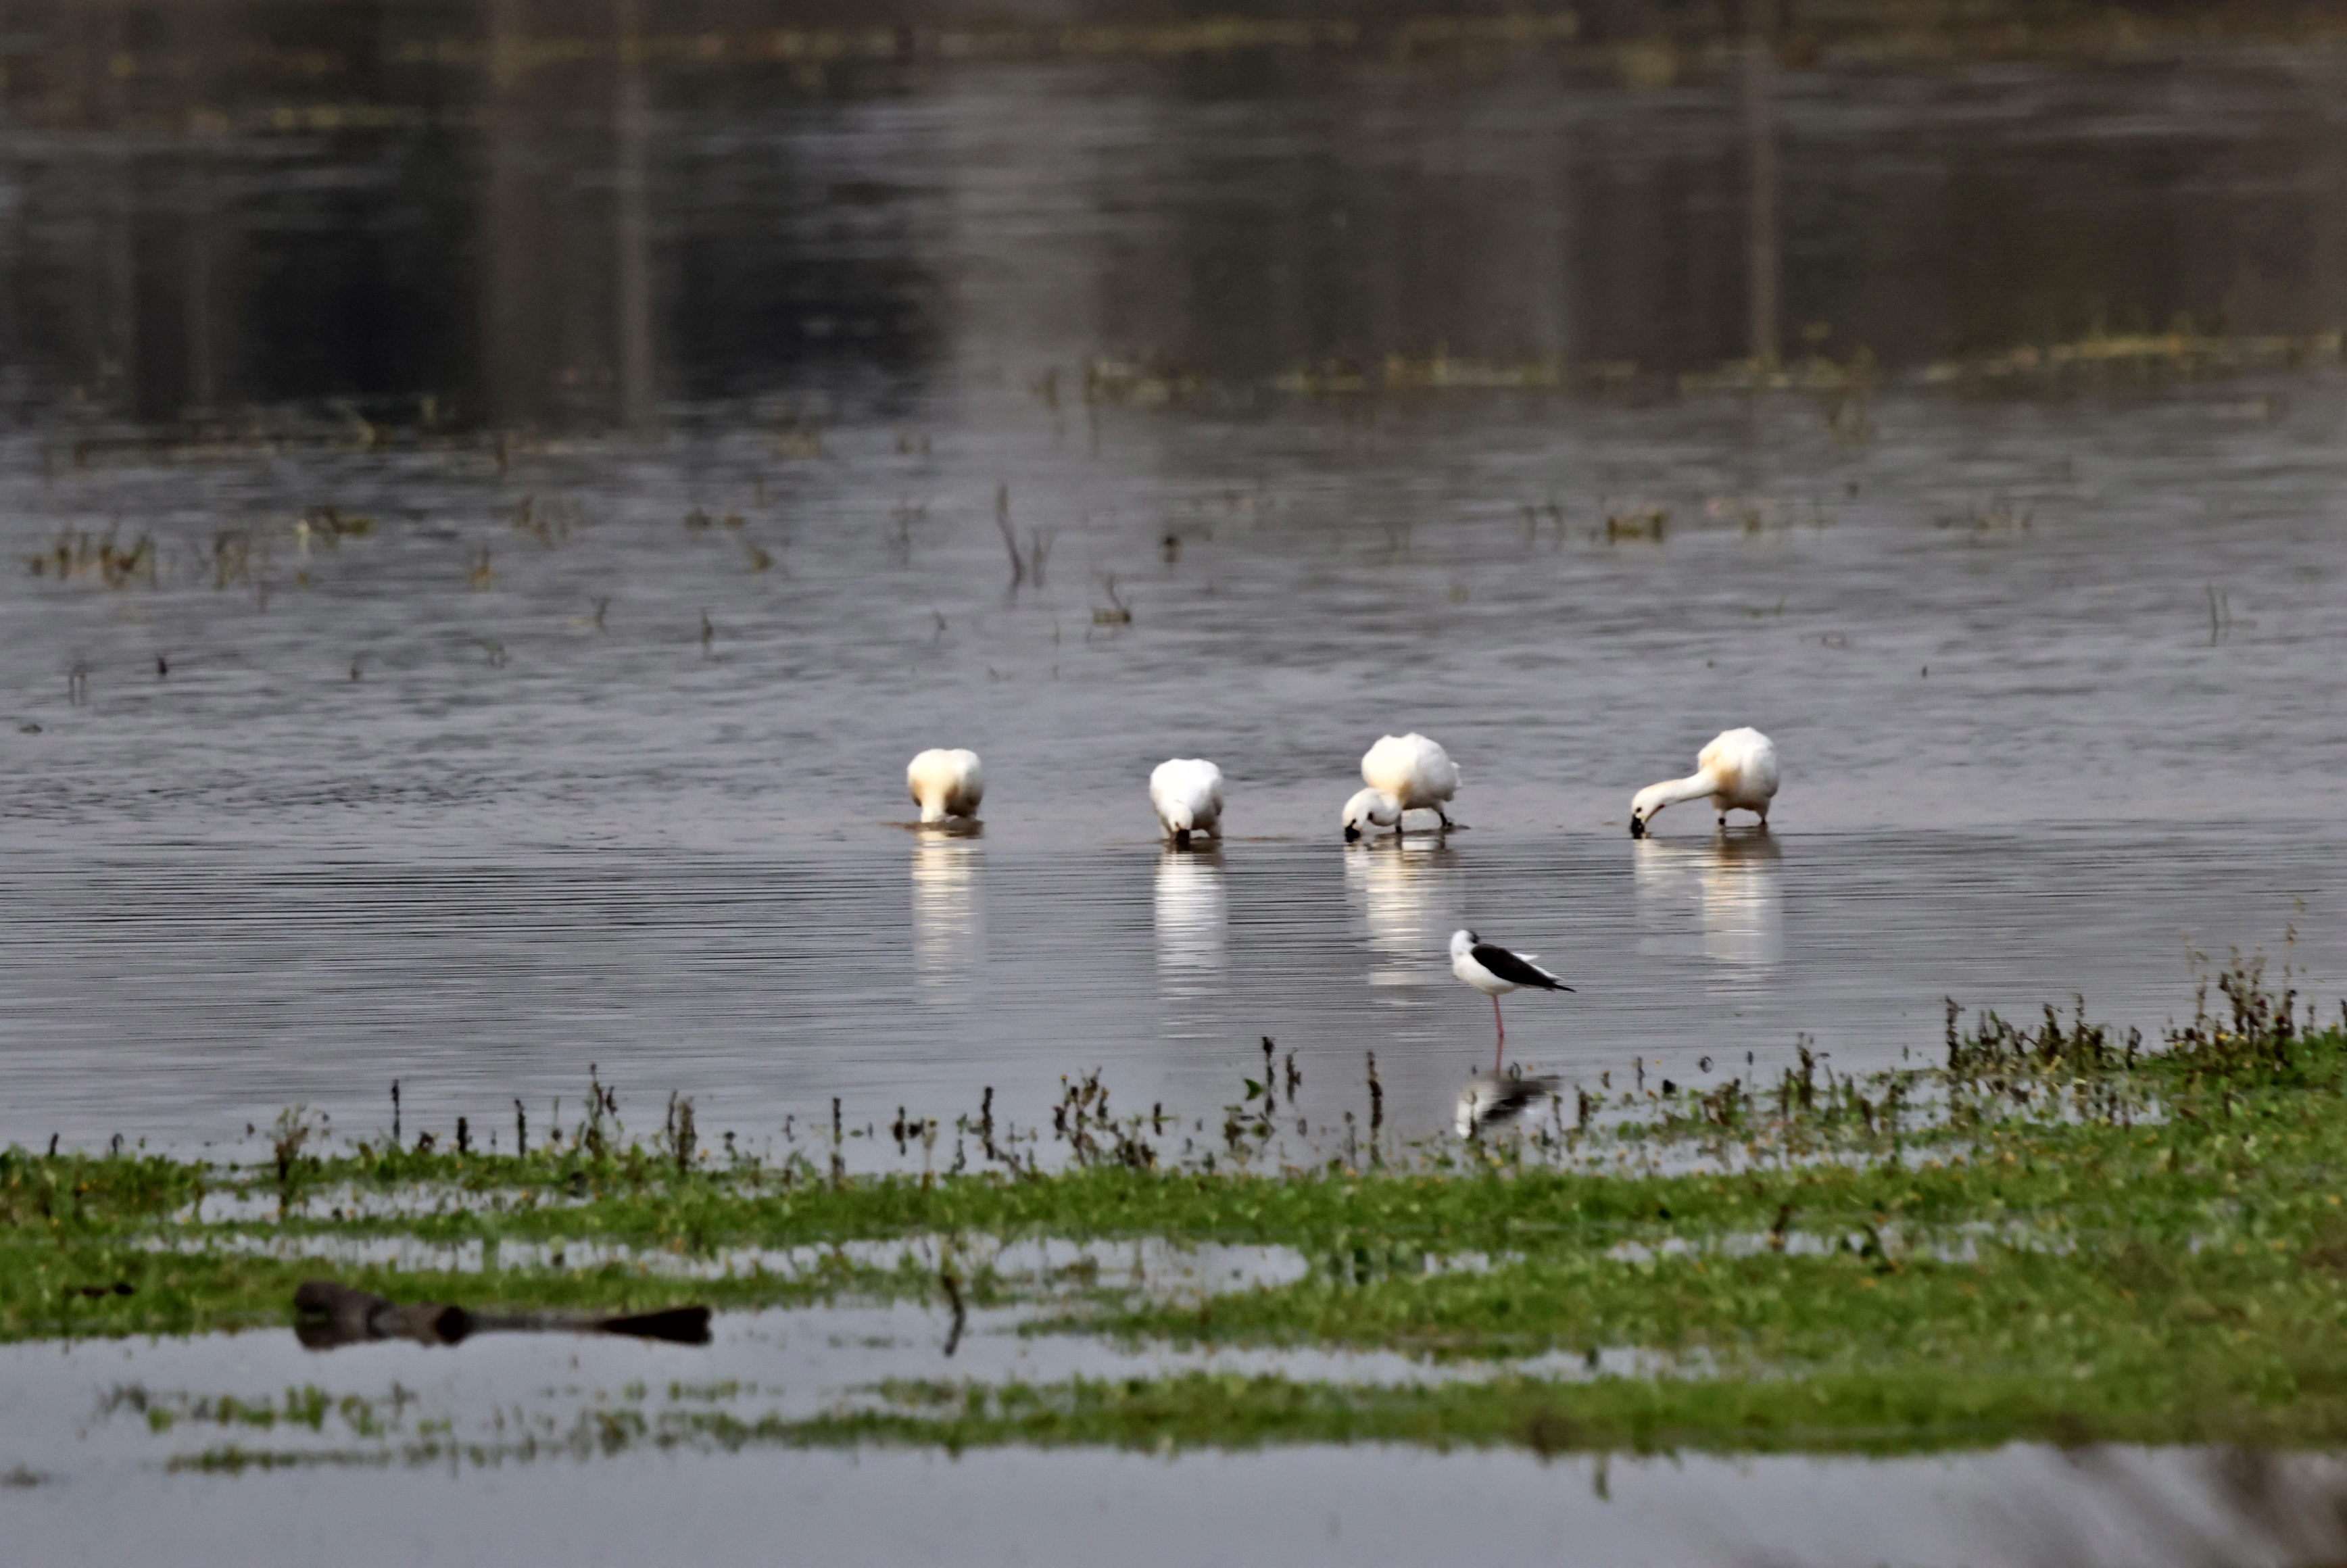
[7,7,2347,426]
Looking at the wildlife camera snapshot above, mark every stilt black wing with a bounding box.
[1470,944,1572,991]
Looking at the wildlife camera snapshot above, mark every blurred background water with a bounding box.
[1,2,2344,1152]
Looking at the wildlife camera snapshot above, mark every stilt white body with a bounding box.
[1449,928,1572,1068]
[906,748,985,824]
[1449,929,1564,998]
[1148,758,1225,848]
[1629,727,1779,837]
[1344,733,1459,839]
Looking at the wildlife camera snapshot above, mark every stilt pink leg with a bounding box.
[1492,994,1506,1070]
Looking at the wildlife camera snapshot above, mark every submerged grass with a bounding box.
[783,1359,2347,1458]
[8,959,2347,1455]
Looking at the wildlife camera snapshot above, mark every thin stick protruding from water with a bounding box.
[994,484,1025,586]
[940,1270,967,1356]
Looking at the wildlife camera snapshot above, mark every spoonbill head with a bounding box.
[1630,727,1779,837]
[1341,787,1401,843]
[907,748,985,825]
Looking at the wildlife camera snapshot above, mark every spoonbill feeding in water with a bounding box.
[1449,928,1572,1067]
[1629,727,1779,837]
[1148,758,1225,849]
[906,748,984,825]
[1343,733,1459,841]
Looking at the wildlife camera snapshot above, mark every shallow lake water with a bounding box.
[4,14,2347,1151]
[1,820,2342,1155]
[5,9,2347,1559]
[6,1308,2347,1568]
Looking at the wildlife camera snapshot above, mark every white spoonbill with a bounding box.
[1343,733,1459,841]
[1629,727,1779,838]
[1449,928,1572,1067]
[1149,758,1225,849]
[907,748,984,825]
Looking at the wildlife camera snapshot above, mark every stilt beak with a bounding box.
[1174,828,1191,849]
[1343,825,1360,843]
[1628,817,1645,839]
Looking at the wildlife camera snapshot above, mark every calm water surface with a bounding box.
[1,22,2344,1150]
[6,1313,2347,1567]
[2,381,2342,1149]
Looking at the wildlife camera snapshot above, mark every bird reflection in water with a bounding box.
[1344,837,1465,991]
[1455,1067,1562,1139]
[911,829,982,986]
[1632,830,1783,971]
[1153,846,1227,973]
[1155,847,1227,1044]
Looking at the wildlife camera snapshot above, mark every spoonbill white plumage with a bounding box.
[1343,733,1459,841]
[1629,727,1779,838]
[1449,928,1572,1067]
[907,748,984,825]
[1455,1068,1562,1139]
[1148,758,1225,849]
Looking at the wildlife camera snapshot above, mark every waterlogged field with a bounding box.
[9,964,2347,1483]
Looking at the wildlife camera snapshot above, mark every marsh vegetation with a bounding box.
[7,961,2346,1469]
